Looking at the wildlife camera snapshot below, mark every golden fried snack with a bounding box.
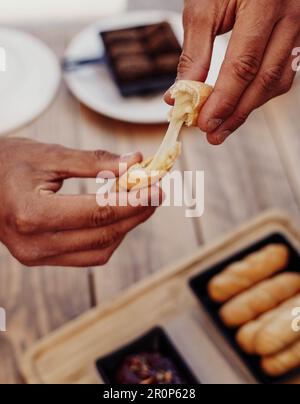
[118,142,181,191]
[254,304,300,356]
[261,339,300,377]
[208,244,289,303]
[220,273,300,327]
[236,294,300,354]
[237,320,267,355]
[118,80,213,191]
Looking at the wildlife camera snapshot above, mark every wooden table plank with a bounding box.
[0,14,299,384]
[129,0,183,11]
[127,0,300,241]
[0,24,92,384]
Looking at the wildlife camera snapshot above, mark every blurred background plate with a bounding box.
[0,28,61,136]
[64,10,229,124]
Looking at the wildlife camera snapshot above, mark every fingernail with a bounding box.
[206,119,223,133]
[216,130,231,144]
[120,152,138,162]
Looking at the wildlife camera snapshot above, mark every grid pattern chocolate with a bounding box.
[100,22,182,97]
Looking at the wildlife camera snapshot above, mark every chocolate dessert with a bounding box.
[115,55,153,82]
[100,21,181,96]
[110,42,144,58]
[116,352,186,384]
[155,53,181,74]
[146,23,181,54]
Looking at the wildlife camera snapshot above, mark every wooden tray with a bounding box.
[20,210,300,384]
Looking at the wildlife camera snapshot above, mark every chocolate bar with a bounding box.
[110,42,144,58]
[115,55,153,82]
[96,327,199,385]
[100,21,182,96]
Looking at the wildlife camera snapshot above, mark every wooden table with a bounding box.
[0,21,300,384]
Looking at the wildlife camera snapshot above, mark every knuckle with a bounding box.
[19,258,35,267]
[89,239,103,251]
[92,206,117,227]
[11,245,35,266]
[13,205,37,235]
[219,97,237,112]
[91,252,112,267]
[93,149,108,160]
[177,52,195,75]
[277,79,293,96]
[14,213,31,234]
[259,65,285,92]
[183,1,212,27]
[101,252,112,265]
[47,144,68,163]
[177,53,209,79]
[183,5,198,26]
[51,144,65,155]
[284,13,300,28]
[231,54,261,82]
[183,8,193,27]
[93,149,118,162]
[211,92,237,118]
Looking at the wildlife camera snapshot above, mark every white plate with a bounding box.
[64,10,229,124]
[0,28,61,136]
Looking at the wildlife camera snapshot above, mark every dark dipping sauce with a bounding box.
[116,352,186,384]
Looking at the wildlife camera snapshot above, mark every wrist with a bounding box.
[0,138,5,167]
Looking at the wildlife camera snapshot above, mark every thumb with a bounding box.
[164,3,215,106]
[177,4,215,82]
[52,147,142,178]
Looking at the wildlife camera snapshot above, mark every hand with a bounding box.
[0,138,160,267]
[167,0,300,144]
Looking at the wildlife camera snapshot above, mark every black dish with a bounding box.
[100,22,181,97]
[96,327,199,384]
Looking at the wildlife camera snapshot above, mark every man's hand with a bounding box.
[0,138,160,267]
[167,0,300,144]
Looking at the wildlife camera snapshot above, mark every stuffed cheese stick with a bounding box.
[236,294,300,354]
[261,339,300,377]
[220,273,300,327]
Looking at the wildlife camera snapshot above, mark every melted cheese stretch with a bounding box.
[149,81,212,172]
[118,80,213,191]
[172,92,195,121]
